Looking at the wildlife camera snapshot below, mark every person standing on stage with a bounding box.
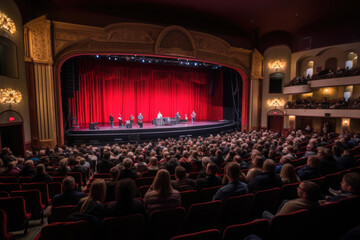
[157,111,163,119]
[118,114,122,127]
[109,113,114,128]
[185,114,188,122]
[176,112,181,124]
[130,115,134,125]
[191,110,196,124]
[138,113,143,128]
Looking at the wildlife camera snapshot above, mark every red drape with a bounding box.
[70,57,223,125]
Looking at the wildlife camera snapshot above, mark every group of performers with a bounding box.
[109,111,197,128]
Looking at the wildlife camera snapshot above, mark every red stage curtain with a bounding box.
[69,57,223,125]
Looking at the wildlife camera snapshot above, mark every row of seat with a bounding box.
[0,182,62,205]
[32,196,360,240]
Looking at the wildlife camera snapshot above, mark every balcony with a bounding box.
[284,109,360,118]
[283,75,360,95]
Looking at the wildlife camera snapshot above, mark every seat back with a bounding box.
[135,177,154,188]
[48,205,76,224]
[222,194,254,226]
[324,170,348,191]
[48,182,62,199]
[188,172,200,180]
[180,190,198,212]
[18,177,33,183]
[253,188,281,218]
[0,209,13,240]
[199,186,221,202]
[0,183,21,193]
[279,182,299,203]
[67,172,83,187]
[0,196,30,232]
[0,176,18,183]
[138,185,151,198]
[11,189,44,220]
[188,200,222,233]
[149,207,186,240]
[170,229,221,240]
[102,214,145,240]
[38,221,92,240]
[222,219,270,240]
[21,182,50,205]
[0,191,10,198]
[269,209,310,240]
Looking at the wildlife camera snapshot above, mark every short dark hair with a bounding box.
[225,162,240,181]
[175,166,186,180]
[301,180,321,202]
[343,172,360,194]
[207,162,218,176]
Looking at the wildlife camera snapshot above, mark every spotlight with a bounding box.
[108,57,111,60]
[96,55,99,58]
[141,59,145,63]
[194,62,198,66]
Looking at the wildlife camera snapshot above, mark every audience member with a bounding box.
[212,162,248,201]
[106,178,145,217]
[19,160,36,177]
[31,164,52,183]
[195,162,222,191]
[280,163,300,184]
[171,166,195,191]
[248,159,282,193]
[105,167,120,202]
[297,156,322,181]
[119,158,137,180]
[144,169,181,214]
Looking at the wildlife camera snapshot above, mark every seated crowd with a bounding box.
[1,129,360,239]
[287,66,360,86]
[285,96,360,109]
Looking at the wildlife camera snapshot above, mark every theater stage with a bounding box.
[65,120,238,145]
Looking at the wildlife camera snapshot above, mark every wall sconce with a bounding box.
[268,59,286,71]
[289,115,295,120]
[267,98,285,109]
[324,88,329,93]
[342,118,350,127]
[0,88,22,104]
[0,10,16,34]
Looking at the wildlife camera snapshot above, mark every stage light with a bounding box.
[194,62,198,66]
[114,57,118,60]
[96,55,99,58]
[141,59,145,63]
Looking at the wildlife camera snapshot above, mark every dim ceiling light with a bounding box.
[0,10,16,34]
[0,88,22,104]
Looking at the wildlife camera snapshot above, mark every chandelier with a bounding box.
[0,11,16,34]
[0,88,22,104]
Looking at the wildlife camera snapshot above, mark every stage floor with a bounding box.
[72,121,224,132]
[65,120,238,145]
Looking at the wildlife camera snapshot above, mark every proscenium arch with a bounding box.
[51,22,253,145]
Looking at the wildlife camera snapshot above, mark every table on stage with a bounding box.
[152,117,177,126]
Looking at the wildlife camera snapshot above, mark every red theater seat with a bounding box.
[253,188,281,218]
[135,177,154,188]
[0,183,21,193]
[279,182,299,203]
[149,207,186,240]
[48,205,75,224]
[0,197,31,234]
[48,182,62,200]
[180,190,198,212]
[199,186,221,202]
[222,194,254,226]
[188,200,222,233]
[0,209,13,240]
[269,209,310,240]
[170,229,221,240]
[222,219,270,240]
[35,220,92,240]
[11,189,45,222]
[0,176,18,183]
[21,182,50,206]
[0,191,10,198]
[102,214,145,240]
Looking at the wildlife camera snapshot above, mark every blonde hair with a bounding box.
[80,179,106,213]
[280,163,300,184]
[151,169,173,196]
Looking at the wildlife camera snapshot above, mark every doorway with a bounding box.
[0,123,24,157]
[268,115,284,133]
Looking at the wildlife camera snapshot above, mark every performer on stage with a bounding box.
[130,115,134,125]
[138,113,143,128]
[185,114,188,122]
[109,113,114,128]
[191,110,196,124]
[118,114,122,127]
[157,111,163,119]
[176,112,181,124]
